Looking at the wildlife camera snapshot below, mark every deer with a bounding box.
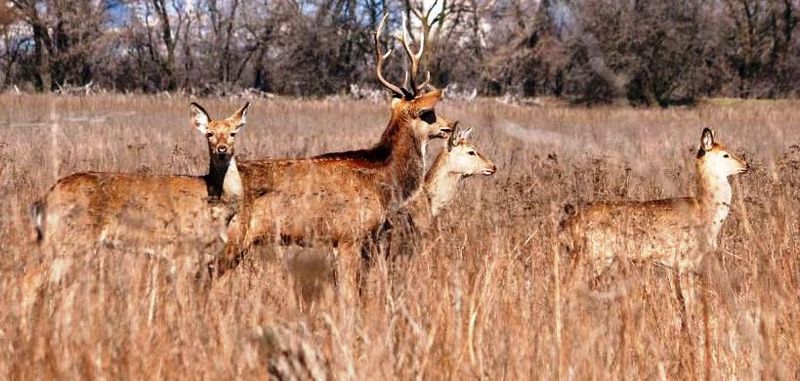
[559,128,748,275]
[558,128,749,339]
[374,122,497,259]
[20,102,248,320]
[220,15,455,292]
[30,102,250,255]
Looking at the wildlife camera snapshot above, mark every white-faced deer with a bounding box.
[559,128,748,275]
[31,102,250,254]
[221,15,454,291]
[377,123,497,259]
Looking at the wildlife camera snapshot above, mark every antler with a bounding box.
[374,14,407,98]
[399,14,430,95]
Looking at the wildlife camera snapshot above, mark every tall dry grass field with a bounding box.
[0,94,798,379]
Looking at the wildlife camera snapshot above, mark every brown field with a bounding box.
[0,94,798,379]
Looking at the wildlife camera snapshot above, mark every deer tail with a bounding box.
[30,200,46,244]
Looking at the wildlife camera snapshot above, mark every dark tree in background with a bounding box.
[7,0,105,91]
[720,0,799,98]
[0,0,797,104]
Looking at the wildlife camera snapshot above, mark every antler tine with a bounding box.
[403,70,430,92]
[374,14,406,98]
[417,70,431,91]
[399,14,426,95]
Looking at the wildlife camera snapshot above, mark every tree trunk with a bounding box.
[153,0,176,90]
[32,22,52,91]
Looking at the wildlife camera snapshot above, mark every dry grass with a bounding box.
[0,94,798,379]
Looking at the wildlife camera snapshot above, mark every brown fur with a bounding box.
[222,91,454,274]
[378,125,497,258]
[31,102,249,255]
[219,17,452,291]
[36,173,231,250]
[559,128,748,273]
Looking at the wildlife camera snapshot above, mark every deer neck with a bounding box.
[208,154,242,203]
[423,153,462,217]
[695,164,732,245]
[377,115,426,209]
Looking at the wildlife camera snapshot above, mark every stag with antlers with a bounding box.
[220,15,456,296]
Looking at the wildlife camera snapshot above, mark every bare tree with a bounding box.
[9,0,54,90]
[150,0,178,89]
[0,2,22,88]
[9,0,105,91]
[0,0,797,100]
[721,0,799,97]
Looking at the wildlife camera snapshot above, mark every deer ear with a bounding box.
[460,126,474,140]
[447,121,460,151]
[701,127,714,151]
[228,101,250,130]
[190,102,210,134]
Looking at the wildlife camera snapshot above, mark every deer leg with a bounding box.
[674,271,689,332]
[212,214,250,279]
[560,235,585,291]
[673,270,696,377]
[333,240,366,303]
[214,241,245,279]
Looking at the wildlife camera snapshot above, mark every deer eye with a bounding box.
[205,132,214,138]
[419,110,436,124]
[723,154,730,158]
[230,132,236,138]
[468,151,476,156]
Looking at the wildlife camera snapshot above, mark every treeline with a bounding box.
[0,0,798,105]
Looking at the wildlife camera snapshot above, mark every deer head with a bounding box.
[190,101,250,164]
[696,127,748,179]
[374,14,454,140]
[445,123,497,177]
[423,122,496,216]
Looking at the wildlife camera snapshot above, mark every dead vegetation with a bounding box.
[0,94,798,379]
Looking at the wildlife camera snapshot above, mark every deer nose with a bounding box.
[217,145,228,154]
[483,164,497,175]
